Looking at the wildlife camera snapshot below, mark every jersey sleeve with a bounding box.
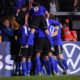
[41,6,47,13]
[50,19,60,26]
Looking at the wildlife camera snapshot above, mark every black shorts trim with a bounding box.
[19,45,33,57]
[53,45,63,56]
[35,37,51,55]
[30,16,47,29]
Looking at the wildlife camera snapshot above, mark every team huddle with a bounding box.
[12,1,70,76]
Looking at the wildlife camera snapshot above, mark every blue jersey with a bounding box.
[46,19,60,27]
[18,25,30,46]
[15,0,26,8]
[53,26,63,45]
[30,5,47,16]
[46,18,60,36]
[46,18,63,45]
[46,19,55,34]
[36,18,60,38]
[36,28,46,38]
[2,25,13,42]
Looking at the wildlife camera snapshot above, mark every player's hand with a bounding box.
[51,47,54,51]
[24,45,28,48]
[55,26,59,30]
[15,36,18,40]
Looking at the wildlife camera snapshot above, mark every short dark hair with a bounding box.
[2,16,10,22]
[22,4,27,8]
[32,2,39,7]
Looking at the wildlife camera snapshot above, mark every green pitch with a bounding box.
[0,75,80,80]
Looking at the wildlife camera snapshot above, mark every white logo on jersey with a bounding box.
[34,6,39,12]
[49,25,55,34]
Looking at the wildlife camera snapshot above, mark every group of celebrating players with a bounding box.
[13,1,70,76]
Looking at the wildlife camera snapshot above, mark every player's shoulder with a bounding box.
[39,5,46,9]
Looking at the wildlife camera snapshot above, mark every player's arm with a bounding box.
[51,26,59,37]
[51,19,60,26]
[74,0,78,7]
[42,5,50,18]
[45,11,50,18]
[25,12,29,26]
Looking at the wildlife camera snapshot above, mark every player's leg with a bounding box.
[43,55,52,76]
[48,52,59,75]
[34,38,43,75]
[20,48,28,76]
[27,28,35,46]
[57,46,69,74]
[58,54,69,74]
[40,16,53,46]
[22,57,27,76]
[26,45,33,76]
[26,57,32,76]
[14,44,21,76]
[27,16,39,46]
[14,56,21,76]
[43,38,52,75]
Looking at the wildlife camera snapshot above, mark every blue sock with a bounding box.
[26,60,32,76]
[40,62,43,73]
[16,61,21,75]
[49,56,58,73]
[27,32,34,45]
[22,61,27,75]
[44,59,52,75]
[42,66,47,75]
[35,56,41,74]
[61,59,68,70]
[57,58,66,71]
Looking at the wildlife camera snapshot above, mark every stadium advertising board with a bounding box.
[0,42,14,76]
[0,42,80,76]
[62,42,80,75]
